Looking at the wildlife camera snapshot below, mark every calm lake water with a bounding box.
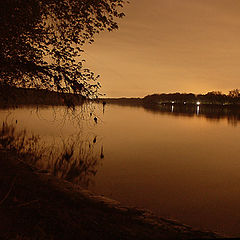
[1,103,240,236]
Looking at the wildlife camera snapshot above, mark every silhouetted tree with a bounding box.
[0,0,127,97]
[229,89,240,98]
[205,91,226,104]
[228,89,240,104]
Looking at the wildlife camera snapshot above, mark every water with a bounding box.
[1,103,240,236]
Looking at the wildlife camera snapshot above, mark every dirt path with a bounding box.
[0,150,220,240]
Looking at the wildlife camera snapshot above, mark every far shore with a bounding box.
[1,85,240,108]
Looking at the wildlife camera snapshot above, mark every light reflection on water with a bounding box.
[1,103,240,236]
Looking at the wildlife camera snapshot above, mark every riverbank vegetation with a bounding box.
[143,90,240,105]
[0,121,102,187]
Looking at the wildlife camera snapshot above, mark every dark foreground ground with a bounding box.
[0,150,221,240]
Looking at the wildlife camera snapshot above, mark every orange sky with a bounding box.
[84,0,240,98]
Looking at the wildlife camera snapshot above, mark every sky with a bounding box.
[84,0,240,98]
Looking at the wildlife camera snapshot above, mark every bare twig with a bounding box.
[13,199,39,208]
[0,176,17,206]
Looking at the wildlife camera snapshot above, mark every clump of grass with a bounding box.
[0,121,102,188]
[48,135,101,187]
[0,121,44,162]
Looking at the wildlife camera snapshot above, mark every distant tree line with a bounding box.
[143,89,240,105]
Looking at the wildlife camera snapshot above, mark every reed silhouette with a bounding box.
[0,121,103,187]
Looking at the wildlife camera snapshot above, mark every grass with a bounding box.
[0,121,102,187]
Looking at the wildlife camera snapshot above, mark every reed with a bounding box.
[0,121,102,187]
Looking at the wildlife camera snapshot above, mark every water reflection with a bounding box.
[141,103,240,126]
[102,100,240,126]
[196,105,200,115]
[0,120,103,188]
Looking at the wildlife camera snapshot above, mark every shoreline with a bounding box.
[0,149,221,240]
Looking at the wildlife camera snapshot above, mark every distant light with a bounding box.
[196,101,201,105]
[184,102,186,104]
[172,101,175,104]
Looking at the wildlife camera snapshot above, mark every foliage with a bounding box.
[229,89,240,98]
[0,0,127,97]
